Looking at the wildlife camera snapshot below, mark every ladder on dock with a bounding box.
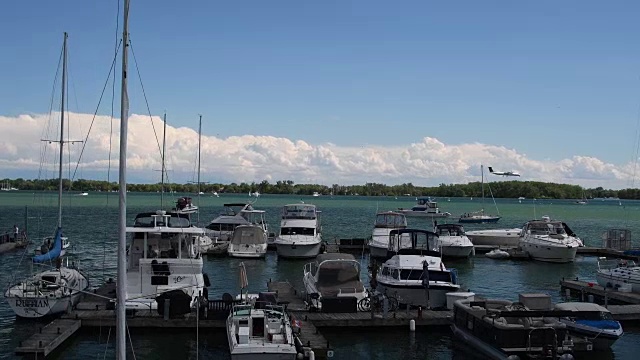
[15,318,81,357]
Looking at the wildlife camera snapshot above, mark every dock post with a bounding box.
[164,299,170,321]
[565,289,570,298]
[308,350,315,360]
[604,289,608,308]
[588,294,594,303]
[409,319,416,332]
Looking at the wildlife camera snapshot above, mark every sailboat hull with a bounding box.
[459,216,501,224]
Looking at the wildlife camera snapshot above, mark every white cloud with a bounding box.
[0,112,637,189]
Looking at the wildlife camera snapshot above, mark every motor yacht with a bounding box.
[555,302,623,350]
[375,229,459,309]
[226,302,298,360]
[125,210,209,311]
[274,203,322,258]
[303,253,367,311]
[368,211,407,258]
[205,203,269,254]
[228,225,268,258]
[174,196,198,214]
[433,224,475,258]
[596,257,640,293]
[519,216,581,263]
[397,197,451,218]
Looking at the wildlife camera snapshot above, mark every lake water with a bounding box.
[0,192,638,359]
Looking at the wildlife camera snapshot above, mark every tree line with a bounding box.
[2,177,638,199]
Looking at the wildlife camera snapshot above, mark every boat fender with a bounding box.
[203,273,211,287]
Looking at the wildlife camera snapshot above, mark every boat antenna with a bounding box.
[116,0,130,357]
[481,164,485,215]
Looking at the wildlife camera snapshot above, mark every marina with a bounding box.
[3,194,640,359]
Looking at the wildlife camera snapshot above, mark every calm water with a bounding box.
[1,192,639,359]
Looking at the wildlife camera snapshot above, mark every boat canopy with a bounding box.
[375,212,407,228]
[388,228,439,256]
[314,253,363,297]
[525,220,566,235]
[33,227,63,263]
[231,225,266,245]
[282,204,317,220]
[222,203,254,216]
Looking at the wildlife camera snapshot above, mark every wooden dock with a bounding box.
[560,279,640,305]
[576,247,640,260]
[15,318,81,356]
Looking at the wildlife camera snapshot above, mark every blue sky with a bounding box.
[1,1,640,187]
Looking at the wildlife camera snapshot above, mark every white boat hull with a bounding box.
[228,244,267,258]
[465,229,521,247]
[275,241,322,258]
[376,283,458,309]
[5,291,82,318]
[440,245,474,258]
[596,271,640,293]
[520,242,578,263]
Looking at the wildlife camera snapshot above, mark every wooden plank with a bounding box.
[15,319,81,356]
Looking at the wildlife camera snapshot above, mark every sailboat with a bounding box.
[1,180,18,191]
[575,190,588,205]
[459,165,501,224]
[4,33,89,318]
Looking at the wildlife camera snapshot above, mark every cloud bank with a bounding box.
[0,112,637,189]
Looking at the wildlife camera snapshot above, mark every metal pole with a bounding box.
[116,0,130,358]
[197,114,202,225]
[57,32,68,229]
[161,112,167,209]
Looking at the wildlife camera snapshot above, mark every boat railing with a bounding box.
[337,287,361,296]
[598,257,636,270]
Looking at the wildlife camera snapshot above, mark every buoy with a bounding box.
[308,350,315,360]
[409,319,416,332]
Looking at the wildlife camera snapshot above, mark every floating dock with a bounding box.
[560,278,640,306]
[15,318,81,356]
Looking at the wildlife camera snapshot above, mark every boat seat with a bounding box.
[271,334,285,344]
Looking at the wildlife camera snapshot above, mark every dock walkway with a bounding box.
[560,279,640,305]
[15,318,81,356]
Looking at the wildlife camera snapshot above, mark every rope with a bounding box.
[127,324,137,360]
[101,326,111,360]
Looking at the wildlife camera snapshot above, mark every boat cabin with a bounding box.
[374,212,407,228]
[231,225,267,246]
[523,218,567,237]
[282,204,318,220]
[412,197,439,212]
[378,255,455,283]
[435,224,466,237]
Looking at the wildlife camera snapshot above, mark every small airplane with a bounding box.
[488,167,520,177]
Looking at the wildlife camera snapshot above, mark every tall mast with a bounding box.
[57,32,68,228]
[161,112,167,208]
[481,165,485,215]
[116,0,130,358]
[197,114,202,225]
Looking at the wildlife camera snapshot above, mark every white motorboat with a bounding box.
[312,191,320,197]
[228,225,267,258]
[465,228,521,247]
[397,197,451,218]
[596,257,640,293]
[226,303,298,360]
[5,34,89,319]
[205,203,268,242]
[125,211,209,311]
[274,203,322,258]
[174,196,198,214]
[303,253,367,311]
[555,302,623,350]
[433,224,475,258]
[368,211,407,258]
[519,216,581,263]
[485,249,510,259]
[375,229,459,308]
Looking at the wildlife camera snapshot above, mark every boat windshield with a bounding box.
[375,213,406,228]
[282,205,317,219]
[232,305,252,316]
[398,269,452,282]
[436,225,464,236]
[528,221,565,235]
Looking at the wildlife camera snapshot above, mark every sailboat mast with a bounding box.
[57,32,68,228]
[481,165,485,215]
[116,0,130,358]
[197,114,202,225]
[161,112,167,208]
